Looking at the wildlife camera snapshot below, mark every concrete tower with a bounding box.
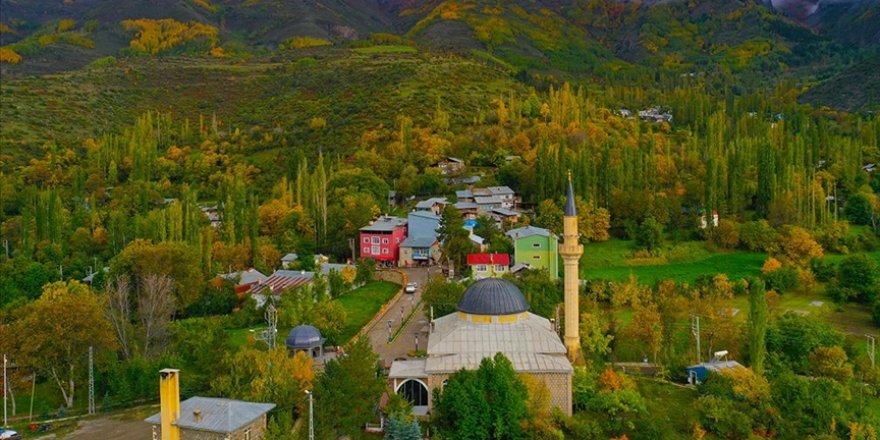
[560,172,584,364]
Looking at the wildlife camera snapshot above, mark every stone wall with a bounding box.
[153,415,268,440]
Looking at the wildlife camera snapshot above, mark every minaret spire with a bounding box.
[560,170,584,365]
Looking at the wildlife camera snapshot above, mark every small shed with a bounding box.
[686,360,743,385]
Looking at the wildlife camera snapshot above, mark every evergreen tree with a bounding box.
[747,278,768,375]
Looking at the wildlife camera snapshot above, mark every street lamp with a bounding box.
[387,319,393,343]
[415,334,419,352]
[305,390,314,440]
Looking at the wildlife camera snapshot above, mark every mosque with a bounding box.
[389,176,584,416]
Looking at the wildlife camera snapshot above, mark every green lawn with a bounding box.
[335,281,401,342]
[352,45,417,54]
[584,251,765,284]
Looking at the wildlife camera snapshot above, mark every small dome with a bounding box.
[457,278,529,316]
[285,325,324,350]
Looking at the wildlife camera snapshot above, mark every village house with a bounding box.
[280,253,298,268]
[360,216,408,267]
[215,268,267,294]
[506,225,559,279]
[399,211,442,267]
[414,197,448,215]
[490,207,521,224]
[147,369,275,440]
[467,253,511,279]
[638,107,673,123]
[453,201,479,220]
[431,157,465,175]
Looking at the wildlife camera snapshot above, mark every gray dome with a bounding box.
[285,325,324,350]
[457,278,529,316]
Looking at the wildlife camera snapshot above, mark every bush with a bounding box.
[761,265,799,292]
[712,219,740,249]
[873,298,880,326]
[844,193,874,225]
[636,216,663,253]
[739,220,777,252]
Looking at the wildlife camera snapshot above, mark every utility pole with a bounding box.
[868,334,876,369]
[691,315,701,363]
[88,346,95,415]
[3,353,7,427]
[305,390,314,440]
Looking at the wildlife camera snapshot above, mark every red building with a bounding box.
[360,216,408,266]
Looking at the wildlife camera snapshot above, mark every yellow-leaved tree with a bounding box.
[11,281,117,408]
[121,18,218,55]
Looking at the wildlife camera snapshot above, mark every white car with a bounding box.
[405,282,417,293]
[0,429,21,440]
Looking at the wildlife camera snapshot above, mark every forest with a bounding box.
[1,0,880,439]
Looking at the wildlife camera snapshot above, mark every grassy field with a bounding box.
[336,281,400,342]
[581,239,765,284]
[352,45,418,54]
[227,280,401,347]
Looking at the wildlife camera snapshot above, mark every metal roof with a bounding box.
[401,236,436,248]
[360,216,407,232]
[454,202,478,210]
[457,278,528,315]
[415,197,448,209]
[487,186,515,196]
[249,270,314,294]
[687,360,744,371]
[467,253,511,266]
[145,397,275,434]
[474,196,503,205]
[491,208,519,217]
[455,190,473,199]
[281,253,299,262]
[319,263,354,275]
[506,226,553,240]
[564,179,577,217]
[219,269,267,286]
[286,325,325,349]
[389,359,428,379]
[425,312,571,374]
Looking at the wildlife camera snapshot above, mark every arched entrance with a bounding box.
[395,379,429,407]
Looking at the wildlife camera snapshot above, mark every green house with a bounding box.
[505,226,559,279]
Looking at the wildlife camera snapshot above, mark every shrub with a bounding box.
[844,193,874,225]
[738,220,776,252]
[761,265,799,292]
[635,216,663,253]
[833,254,880,304]
[121,18,218,55]
[279,36,332,50]
[712,219,740,249]
[0,46,22,64]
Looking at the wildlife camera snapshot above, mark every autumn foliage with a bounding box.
[0,46,22,64]
[121,18,218,55]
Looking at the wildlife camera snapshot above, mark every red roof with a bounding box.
[248,270,315,295]
[467,253,511,266]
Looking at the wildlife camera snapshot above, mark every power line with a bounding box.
[691,315,701,363]
[88,346,95,415]
[867,334,876,369]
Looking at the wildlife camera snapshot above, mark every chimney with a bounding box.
[159,369,181,440]
[192,409,203,423]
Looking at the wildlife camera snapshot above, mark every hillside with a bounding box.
[0,49,520,168]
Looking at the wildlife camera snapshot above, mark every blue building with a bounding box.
[686,360,744,385]
[399,211,441,267]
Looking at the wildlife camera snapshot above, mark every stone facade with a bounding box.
[151,416,268,440]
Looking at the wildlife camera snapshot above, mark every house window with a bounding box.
[372,245,380,255]
[382,238,389,244]
[382,248,389,255]
[533,255,541,260]
[476,264,487,272]
[395,237,400,243]
[363,237,369,243]
[532,243,541,248]
[372,236,380,244]
[495,265,505,272]
[363,247,369,254]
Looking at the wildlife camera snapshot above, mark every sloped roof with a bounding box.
[145,397,275,434]
[249,270,314,294]
[491,208,519,217]
[219,269,267,286]
[389,359,428,379]
[415,197,448,210]
[466,253,511,266]
[360,216,407,232]
[455,190,473,199]
[425,312,571,374]
[401,236,437,248]
[506,226,553,240]
[319,263,354,275]
[281,253,299,262]
[564,179,577,217]
[454,202,478,210]
[286,325,324,349]
[474,196,503,205]
[487,186,515,196]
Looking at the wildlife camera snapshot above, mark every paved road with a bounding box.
[367,267,435,367]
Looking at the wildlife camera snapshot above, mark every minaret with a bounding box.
[560,171,584,364]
